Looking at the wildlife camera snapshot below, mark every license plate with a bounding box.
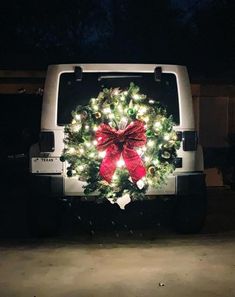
[31,157,63,173]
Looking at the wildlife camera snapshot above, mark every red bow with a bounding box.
[96,120,147,183]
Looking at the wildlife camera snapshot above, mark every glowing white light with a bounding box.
[99,151,106,158]
[136,148,142,154]
[117,159,125,167]
[147,140,155,147]
[112,173,118,180]
[119,117,128,129]
[78,165,84,171]
[108,113,115,119]
[93,140,98,145]
[75,114,81,121]
[123,91,128,95]
[136,179,145,189]
[85,142,91,148]
[148,179,154,186]
[138,107,147,115]
[73,125,81,132]
[103,107,111,114]
[122,117,128,123]
[89,152,95,158]
[144,156,150,162]
[79,148,84,154]
[154,121,161,130]
[149,100,154,104]
[85,125,89,130]
[143,116,149,122]
[113,90,119,96]
[93,125,98,131]
[133,94,140,100]
[91,98,98,109]
[68,147,75,154]
[153,159,159,166]
[164,134,170,141]
[118,104,123,111]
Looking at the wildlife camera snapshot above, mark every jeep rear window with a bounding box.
[57,72,179,125]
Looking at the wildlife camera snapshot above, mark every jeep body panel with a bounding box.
[30,64,203,197]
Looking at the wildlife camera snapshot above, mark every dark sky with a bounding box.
[0,0,234,79]
[171,0,211,18]
[172,0,211,9]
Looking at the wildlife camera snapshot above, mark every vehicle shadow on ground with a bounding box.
[1,186,235,243]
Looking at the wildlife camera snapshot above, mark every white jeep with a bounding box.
[29,64,206,235]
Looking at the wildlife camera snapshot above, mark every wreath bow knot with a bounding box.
[96,120,147,183]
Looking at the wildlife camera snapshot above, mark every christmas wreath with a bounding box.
[61,83,180,208]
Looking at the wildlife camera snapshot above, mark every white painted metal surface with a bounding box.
[30,64,201,196]
[31,157,63,174]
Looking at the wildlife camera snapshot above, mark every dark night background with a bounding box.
[0,0,235,239]
[0,0,234,80]
[1,3,235,296]
[0,0,234,162]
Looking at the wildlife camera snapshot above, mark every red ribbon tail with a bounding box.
[122,146,146,183]
[99,145,121,183]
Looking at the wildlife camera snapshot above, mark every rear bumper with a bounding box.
[176,172,206,196]
[29,175,64,197]
[29,172,206,198]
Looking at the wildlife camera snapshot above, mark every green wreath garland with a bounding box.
[60,83,180,203]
